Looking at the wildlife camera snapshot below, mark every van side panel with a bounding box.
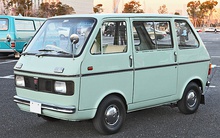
[131,18,178,107]
[0,16,16,54]
[174,19,210,98]
[177,47,210,98]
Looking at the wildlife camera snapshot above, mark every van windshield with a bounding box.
[0,19,8,30]
[24,18,96,57]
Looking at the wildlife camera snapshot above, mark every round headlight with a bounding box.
[54,81,66,94]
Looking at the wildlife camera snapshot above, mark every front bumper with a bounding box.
[14,95,76,114]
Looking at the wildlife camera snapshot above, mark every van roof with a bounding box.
[0,15,45,20]
[49,13,188,20]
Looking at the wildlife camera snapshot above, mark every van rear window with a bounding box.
[0,19,8,30]
[15,19,35,31]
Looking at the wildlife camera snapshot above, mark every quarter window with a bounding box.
[175,20,199,49]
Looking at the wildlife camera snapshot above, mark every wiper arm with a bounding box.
[35,48,54,57]
[57,50,72,55]
[21,52,28,56]
[38,48,54,52]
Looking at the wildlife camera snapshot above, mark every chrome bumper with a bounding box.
[14,95,76,114]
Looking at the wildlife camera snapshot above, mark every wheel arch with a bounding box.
[179,78,205,104]
[94,93,128,117]
[188,79,203,93]
[178,78,204,101]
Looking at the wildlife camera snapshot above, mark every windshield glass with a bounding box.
[25,18,96,57]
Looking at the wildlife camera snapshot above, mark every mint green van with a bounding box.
[0,15,45,57]
[13,14,211,134]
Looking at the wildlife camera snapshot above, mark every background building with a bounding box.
[61,0,93,14]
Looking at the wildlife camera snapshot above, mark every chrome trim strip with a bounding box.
[13,95,76,114]
[0,49,14,52]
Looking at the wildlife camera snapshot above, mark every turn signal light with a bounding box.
[11,42,15,48]
[208,63,212,75]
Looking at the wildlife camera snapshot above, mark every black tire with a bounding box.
[177,82,201,114]
[40,115,60,122]
[93,95,126,135]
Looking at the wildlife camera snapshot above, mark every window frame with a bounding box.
[132,20,173,51]
[0,18,9,31]
[90,20,128,55]
[174,19,200,50]
[15,19,35,31]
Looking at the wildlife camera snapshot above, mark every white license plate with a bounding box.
[30,101,42,114]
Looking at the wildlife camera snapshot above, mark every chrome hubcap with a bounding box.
[187,91,197,108]
[104,105,119,126]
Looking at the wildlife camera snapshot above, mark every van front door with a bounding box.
[132,20,177,104]
[79,19,134,110]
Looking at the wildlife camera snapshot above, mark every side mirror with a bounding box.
[70,34,79,44]
[69,34,79,59]
[6,34,11,42]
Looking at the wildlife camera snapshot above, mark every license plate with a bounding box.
[30,101,41,114]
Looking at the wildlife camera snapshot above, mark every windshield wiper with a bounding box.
[57,50,72,55]
[36,49,72,57]
[21,52,29,56]
[38,49,54,52]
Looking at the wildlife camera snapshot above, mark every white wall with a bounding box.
[60,0,94,14]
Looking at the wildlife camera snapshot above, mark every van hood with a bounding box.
[14,55,80,76]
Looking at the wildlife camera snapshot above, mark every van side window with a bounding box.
[175,20,199,49]
[91,21,127,54]
[15,20,35,31]
[133,21,172,51]
[0,19,8,30]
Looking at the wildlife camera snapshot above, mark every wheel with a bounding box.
[177,82,201,114]
[40,115,60,122]
[93,95,126,135]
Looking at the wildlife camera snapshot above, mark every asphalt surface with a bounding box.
[0,32,220,138]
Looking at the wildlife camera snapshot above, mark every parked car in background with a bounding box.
[204,27,220,32]
[0,15,45,57]
[196,28,202,32]
[134,27,166,40]
[146,27,166,40]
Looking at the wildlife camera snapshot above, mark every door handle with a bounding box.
[129,55,133,67]
[174,52,177,62]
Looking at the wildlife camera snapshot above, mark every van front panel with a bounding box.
[79,18,134,110]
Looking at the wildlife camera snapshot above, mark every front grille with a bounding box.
[38,78,53,92]
[18,76,74,95]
